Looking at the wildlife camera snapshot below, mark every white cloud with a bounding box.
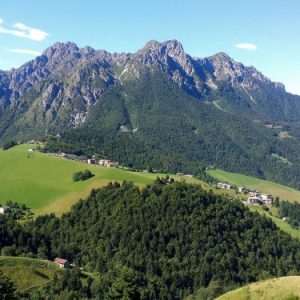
[8,48,42,56]
[235,43,257,51]
[0,19,48,41]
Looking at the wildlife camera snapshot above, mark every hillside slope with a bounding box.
[0,144,200,216]
[2,181,300,298]
[216,276,300,300]
[208,169,300,202]
[50,68,300,189]
[0,256,58,292]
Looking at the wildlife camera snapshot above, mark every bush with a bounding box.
[73,170,94,182]
[2,140,16,150]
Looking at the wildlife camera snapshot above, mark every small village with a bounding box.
[49,152,121,168]
[216,182,273,205]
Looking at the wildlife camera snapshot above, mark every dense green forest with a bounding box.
[1,179,300,299]
[279,201,300,228]
[43,69,300,189]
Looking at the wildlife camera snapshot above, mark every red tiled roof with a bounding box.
[54,258,68,264]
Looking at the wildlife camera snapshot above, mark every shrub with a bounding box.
[2,140,17,150]
[73,170,94,182]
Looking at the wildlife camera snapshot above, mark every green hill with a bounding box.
[216,276,300,300]
[0,256,59,292]
[3,181,300,299]
[208,169,300,203]
[0,144,200,216]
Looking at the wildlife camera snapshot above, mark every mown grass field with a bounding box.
[216,276,300,300]
[208,169,300,202]
[0,256,58,292]
[0,144,201,216]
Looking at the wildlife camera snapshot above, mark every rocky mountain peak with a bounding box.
[138,39,185,59]
[163,39,185,54]
[0,38,295,136]
[210,52,232,61]
[42,41,81,59]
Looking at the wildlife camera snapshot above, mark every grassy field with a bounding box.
[0,256,59,292]
[208,169,300,202]
[0,144,201,216]
[216,276,300,300]
[247,204,300,239]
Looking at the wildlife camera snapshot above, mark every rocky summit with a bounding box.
[0,39,298,131]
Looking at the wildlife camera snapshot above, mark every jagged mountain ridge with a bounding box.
[0,39,299,137]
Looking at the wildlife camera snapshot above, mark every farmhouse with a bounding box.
[261,194,272,205]
[249,191,261,197]
[217,182,231,190]
[27,140,43,145]
[238,186,246,193]
[247,193,272,205]
[184,174,194,178]
[99,159,118,167]
[247,196,261,204]
[54,258,71,268]
[87,159,96,164]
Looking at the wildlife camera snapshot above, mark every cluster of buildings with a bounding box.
[27,140,43,145]
[88,158,119,167]
[247,192,272,205]
[53,152,119,168]
[217,182,231,190]
[53,152,83,162]
[216,182,273,205]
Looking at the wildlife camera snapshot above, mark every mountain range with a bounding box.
[1,40,300,188]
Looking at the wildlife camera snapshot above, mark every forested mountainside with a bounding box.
[1,40,300,187]
[2,180,300,299]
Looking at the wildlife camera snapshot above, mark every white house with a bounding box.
[261,194,272,201]
[249,191,261,197]
[184,174,194,178]
[261,194,272,205]
[99,159,118,167]
[217,182,231,190]
[247,196,261,204]
[0,206,9,214]
[87,159,96,164]
[238,186,246,193]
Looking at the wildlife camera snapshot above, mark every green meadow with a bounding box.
[247,204,300,239]
[0,144,200,216]
[0,256,58,292]
[216,276,300,300]
[208,169,300,202]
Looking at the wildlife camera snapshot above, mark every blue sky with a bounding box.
[0,0,300,94]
